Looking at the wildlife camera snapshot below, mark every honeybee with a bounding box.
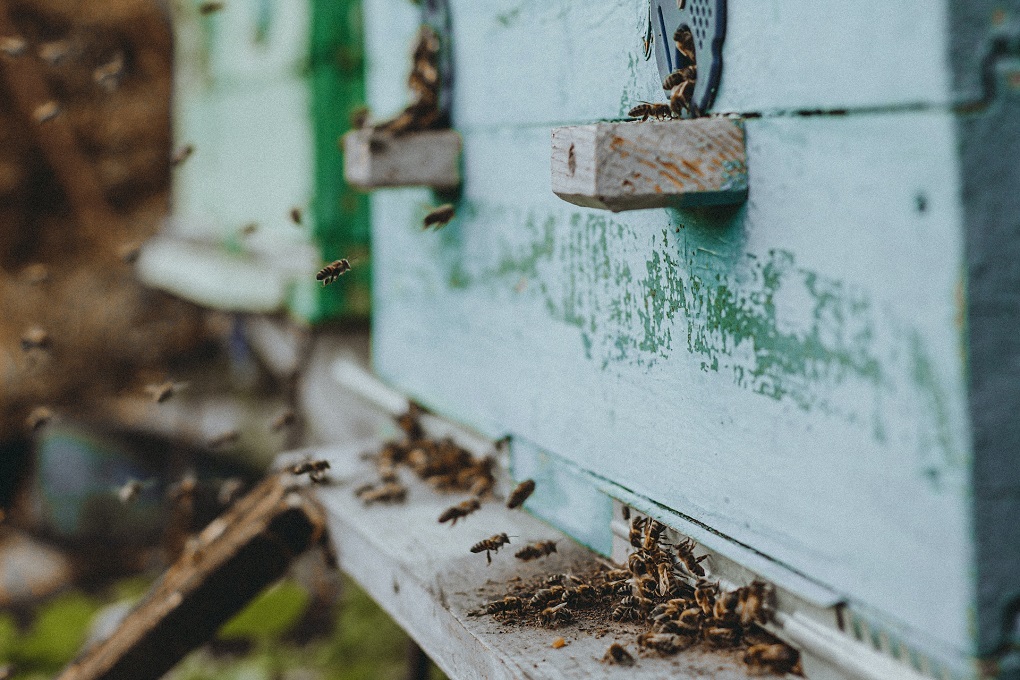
[470,532,511,564]
[620,595,652,612]
[743,643,799,675]
[674,26,697,66]
[601,642,635,666]
[437,497,480,525]
[198,1,225,15]
[547,573,584,587]
[621,505,630,521]
[611,605,640,622]
[360,482,407,505]
[675,538,708,577]
[603,568,629,581]
[484,596,524,615]
[636,632,693,655]
[116,479,149,504]
[145,380,185,404]
[207,429,240,449]
[642,519,665,550]
[514,540,557,561]
[271,409,296,432]
[422,204,455,231]
[0,36,27,57]
[396,403,424,441]
[713,589,740,623]
[694,579,717,616]
[627,551,651,575]
[738,580,772,626]
[627,102,672,121]
[38,40,70,66]
[539,602,573,626]
[170,144,194,167]
[657,562,680,597]
[704,624,741,647]
[25,406,53,432]
[20,325,49,352]
[316,259,351,286]
[628,517,646,548]
[562,584,598,607]
[670,78,698,118]
[530,586,565,608]
[676,607,704,633]
[505,479,535,509]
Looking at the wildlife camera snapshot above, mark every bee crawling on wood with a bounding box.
[636,631,693,655]
[422,203,455,231]
[437,497,480,525]
[470,532,511,564]
[627,102,673,121]
[601,642,635,666]
[743,642,799,675]
[538,602,574,626]
[506,479,536,509]
[316,259,351,286]
[482,595,525,616]
[530,586,565,609]
[291,459,330,483]
[514,540,557,561]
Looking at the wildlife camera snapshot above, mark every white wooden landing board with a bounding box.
[369,107,974,662]
[298,443,774,680]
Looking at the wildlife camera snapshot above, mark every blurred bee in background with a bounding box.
[422,204,455,231]
[437,497,480,525]
[513,540,557,561]
[743,643,799,675]
[506,479,535,509]
[601,643,635,666]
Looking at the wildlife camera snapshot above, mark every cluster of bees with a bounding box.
[628,26,700,122]
[360,25,444,136]
[477,515,801,676]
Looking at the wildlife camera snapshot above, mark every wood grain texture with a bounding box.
[551,118,747,211]
[343,129,461,190]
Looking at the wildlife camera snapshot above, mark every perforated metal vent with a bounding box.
[650,0,726,115]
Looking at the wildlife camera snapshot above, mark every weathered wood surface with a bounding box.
[343,129,462,190]
[305,442,768,680]
[551,118,747,211]
[58,473,327,680]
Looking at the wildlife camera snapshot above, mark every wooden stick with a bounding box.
[57,472,328,680]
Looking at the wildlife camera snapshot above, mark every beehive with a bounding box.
[362,1,1020,678]
[140,0,370,322]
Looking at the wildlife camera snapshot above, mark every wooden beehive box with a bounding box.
[361,1,1020,678]
[138,0,371,322]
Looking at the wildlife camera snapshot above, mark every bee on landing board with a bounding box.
[422,204,455,231]
[636,632,693,655]
[514,540,557,561]
[471,532,511,564]
[743,643,799,675]
[506,479,536,509]
[601,642,635,666]
[437,497,480,525]
[316,259,351,286]
[539,602,574,626]
[628,102,672,121]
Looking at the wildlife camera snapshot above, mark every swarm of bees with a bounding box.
[628,26,701,122]
[363,25,444,136]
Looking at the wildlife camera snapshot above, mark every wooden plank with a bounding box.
[362,0,955,129]
[57,472,327,680]
[343,129,462,190]
[551,118,747,211]
[370,109,976,666]
[306,442,769,680]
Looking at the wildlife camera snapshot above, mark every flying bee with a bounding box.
[627,102,672,121]
[539,602,574,626]
[316,259,352,286]
[636,632,693,655]
[170,144,194,167]
[145,380,186,403]
[673,25,697,67]
[704,624,741,648]
[422,203,455,231]
[207,429,240,449]
[20,325,49,352]
[675,538,708,577]
[438,497,480,525]
[471,533,511,564]
[271,409,296,432]
[530,586,565,608]
[484,596,524,615]
[514,540,557,561]
[694,579,717,616]
[743,643,799,675]
[360,482,406,505]
[25,406,53,432]
[199,1,225,15]
[602,643,635,666]
[506,479,536,509]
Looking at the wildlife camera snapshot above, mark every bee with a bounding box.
[0,36,27,58]
[316,259,352,286]
[611,605,640,622]
[675,538,708,577]
[116,479,149,504]
[437,497,480,525]
[422,204,455,231]
[627,102,672,121]
[704,624,741,648]
[505,479,535,509]
[32,101,61,124]
[546,573,584,587]
[673,26,697,67]
[650,601,680,623]
[628,517,646,548]
[657,562,680,597]
[738,580,773,626]
[620,595,652,612]
[271,409,296,432]
[484,596,524,615]
[621,505,630,521]
[207,429,240,449]
[562,584,598,607]
[396,403,424,441]
[662,66,694,91]
[199,1,225,15]
[601,643,635,666]
[20,325,49,352]
[694,578,717,616]
[170,144,194,167]
[743,643,799,675]
[670,78,699,118]
[470,532,511,564]
[359,482,407,505]
[636,632,693,655]
[514,540,557,561]
[145,380,185,403]
[603,568,629,581]
[642,519,665,550]
[217,477,244,505]
[627,551,651,575]
[676,607,704,633]
[530,586,565,608]
[713,589,740,624]
[539,602,574,626]
[25,406,53,432]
